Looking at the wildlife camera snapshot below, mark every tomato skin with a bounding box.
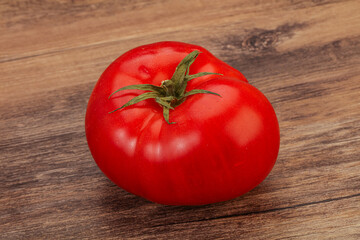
[85,41,280,205]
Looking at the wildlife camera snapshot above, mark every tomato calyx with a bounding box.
[108,51,222,124]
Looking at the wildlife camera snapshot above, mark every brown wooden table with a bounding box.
[1,0,360,239]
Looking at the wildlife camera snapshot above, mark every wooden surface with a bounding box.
[1,0,360,239]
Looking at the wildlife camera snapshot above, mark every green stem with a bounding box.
[108,50,222,124]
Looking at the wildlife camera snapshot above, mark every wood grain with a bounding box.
[1,0,360,239]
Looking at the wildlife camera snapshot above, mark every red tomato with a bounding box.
[85,41,280,205]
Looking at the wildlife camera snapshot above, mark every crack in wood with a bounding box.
[149,193,360,228]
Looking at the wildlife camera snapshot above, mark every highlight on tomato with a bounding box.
[85,41,280,205]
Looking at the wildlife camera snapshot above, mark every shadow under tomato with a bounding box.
[97,179,152,212]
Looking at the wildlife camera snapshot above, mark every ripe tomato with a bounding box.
[85,41,280,205]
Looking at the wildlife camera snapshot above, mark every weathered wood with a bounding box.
[1,0,360,239]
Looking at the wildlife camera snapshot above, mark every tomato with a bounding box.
[85,41,280,205]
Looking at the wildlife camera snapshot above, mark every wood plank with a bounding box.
[1,0,358,62]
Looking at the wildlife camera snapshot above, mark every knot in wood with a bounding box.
[242,31,278,52]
